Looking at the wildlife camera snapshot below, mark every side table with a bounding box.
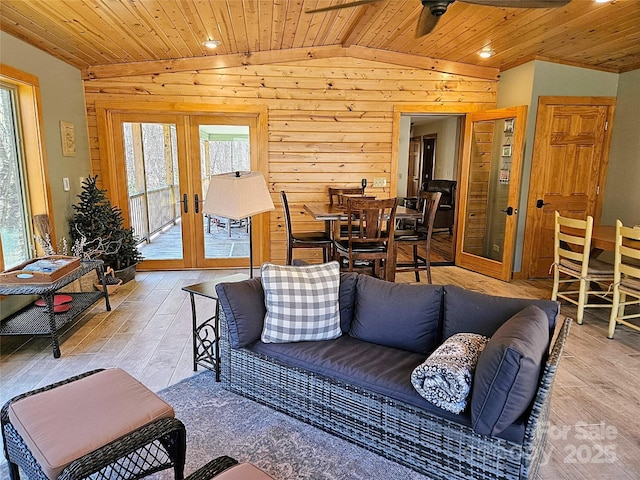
[182,274,248,381]
[0,260,111,358]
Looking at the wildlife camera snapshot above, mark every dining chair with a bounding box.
[394,191,442,283]
[334,197,398,280]
[607,220,640,339]
[328,187,365,207]
[281,191,333,265]
[551,211,614,325]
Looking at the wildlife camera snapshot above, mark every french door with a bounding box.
[455,106,527,281]
[98,103,268,270]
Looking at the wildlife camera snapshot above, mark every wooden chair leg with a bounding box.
[413,245,420,282]
[576,277,588,325]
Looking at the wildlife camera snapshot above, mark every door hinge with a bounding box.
[604,121,608,131]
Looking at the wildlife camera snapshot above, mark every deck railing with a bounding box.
[129,185,180,244]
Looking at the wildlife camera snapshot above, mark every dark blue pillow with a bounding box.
[470,305,550,436]
[216,278,265,348]
[443,285,559,340]
[338,272,358,333]
[349,275,442,354]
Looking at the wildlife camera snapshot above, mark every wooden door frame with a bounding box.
[521,96,616,279]
[95,100,270,270]
[455,106,528,281]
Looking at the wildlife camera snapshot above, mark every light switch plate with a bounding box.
[373,177,387,187]
[63,177,70,191]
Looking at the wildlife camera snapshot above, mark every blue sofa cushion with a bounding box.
[442,285,559,340]
[250,335,526,443]
[217,272,359,349]
[216,277,265,349]
[349,275,442,354]
[471,305,550,436]
[338,272,358,333]
[260,262,341,343]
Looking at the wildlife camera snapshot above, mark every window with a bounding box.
[0,65,50,270]
[0,84,31,269]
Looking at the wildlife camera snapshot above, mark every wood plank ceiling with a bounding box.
[1,0,639,74]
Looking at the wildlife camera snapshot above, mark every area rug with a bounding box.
[155,371,428,480]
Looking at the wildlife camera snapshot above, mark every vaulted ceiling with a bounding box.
[1,0,639,75]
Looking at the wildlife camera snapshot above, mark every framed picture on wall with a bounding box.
[502,145,512,157]
[504,118,514,134]
[60,121,76,157]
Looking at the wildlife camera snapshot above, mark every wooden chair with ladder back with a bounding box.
[334,197,398,280]
[551,211,614,325]
[394,191,442,283]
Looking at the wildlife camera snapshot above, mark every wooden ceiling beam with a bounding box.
[83,44,499,81]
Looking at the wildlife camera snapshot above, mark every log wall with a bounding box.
[84,50,498,264]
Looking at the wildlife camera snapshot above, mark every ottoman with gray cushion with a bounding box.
[1,368,186,480]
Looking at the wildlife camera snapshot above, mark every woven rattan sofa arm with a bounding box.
[185,455,239,480]
[57,417,186,480]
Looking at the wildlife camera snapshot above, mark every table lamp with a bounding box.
[203,171,274,278]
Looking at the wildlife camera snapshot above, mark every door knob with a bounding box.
[194,193,200,214]
[536,199,550,209]
[500,206,514,215]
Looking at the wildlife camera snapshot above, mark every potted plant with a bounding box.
[70,175,143,283]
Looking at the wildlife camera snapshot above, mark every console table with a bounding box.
[0,260,111,358]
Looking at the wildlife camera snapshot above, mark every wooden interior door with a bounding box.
[455,106,527,281]
[523,96,615,278]
[407,136,421,197]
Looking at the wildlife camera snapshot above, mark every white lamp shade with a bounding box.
[203,171,274,220]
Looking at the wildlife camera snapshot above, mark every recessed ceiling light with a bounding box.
[478,47,496,59]
[594,0,609,3]
[203,40,221,49]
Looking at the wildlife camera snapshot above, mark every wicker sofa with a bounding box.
[216,271,571,480]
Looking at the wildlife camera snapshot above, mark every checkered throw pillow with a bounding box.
[261,262,342,343]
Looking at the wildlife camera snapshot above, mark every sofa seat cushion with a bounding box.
[349,275,443,354]
[249,335,525,443]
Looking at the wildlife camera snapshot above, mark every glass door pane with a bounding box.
[122,121,182,261]
[455,107,527,281]
[0,86,31,269]
[199,124,251,260]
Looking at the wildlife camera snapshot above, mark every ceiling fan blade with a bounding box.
[461,0,570,7]
[305,0,382,14]
[416,6,442,37]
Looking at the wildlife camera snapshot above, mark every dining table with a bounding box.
[303,202,422,282]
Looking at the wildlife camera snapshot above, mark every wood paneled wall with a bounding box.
[83,51,498,264]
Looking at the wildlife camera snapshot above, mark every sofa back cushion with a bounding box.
[217,277,265,348]
[349,275,442,354]
[470,305,550,436]
[217,271,358,349]
[442,285,559,340]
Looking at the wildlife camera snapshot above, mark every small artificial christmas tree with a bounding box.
[70,175,143,275]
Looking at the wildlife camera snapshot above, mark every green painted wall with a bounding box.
[497,60,622,273]
[1,31,92,246]
[601,68,640,227]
